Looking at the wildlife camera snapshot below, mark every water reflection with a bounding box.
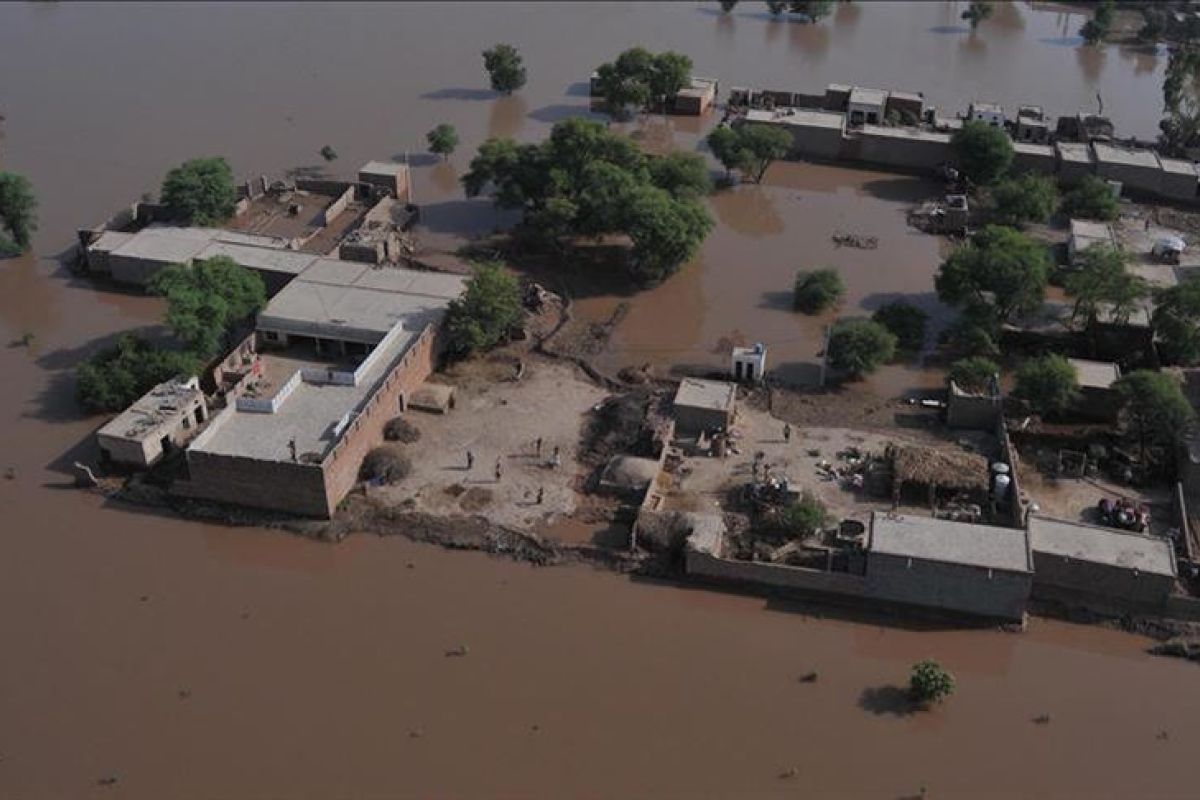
[788,18,831,62]
[487,94,528,139]
[711,185,785,238]
[428,160,459,195]
[1076,43,1107,85]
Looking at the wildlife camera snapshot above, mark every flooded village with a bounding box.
[4,2,1200,797]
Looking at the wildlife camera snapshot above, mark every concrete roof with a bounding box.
[1029,516,1176,577]
[358,160,405,178]
[745,108,844,130]
[91,230,134,253]
[196,241,319,275]
[1013,142,1055,157]
[97,377,201,443]
[1068,358,1120,390]
[849,86,887,106]
[674,378,737,414]
[1159,157,1199,177]
[970,101,1004,114]
[888,90,924,103]
[860,124,952,144]
[1093,143,1161,170]
[1069,218,1116,248]
[1056,142,1094,164]
[109,226,215,265]
[868,512,1033,573]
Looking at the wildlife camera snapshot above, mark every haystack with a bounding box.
[886,443,989,503]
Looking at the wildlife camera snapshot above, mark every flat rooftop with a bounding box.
[196,240,319,276]
[860,124,951,144]
[98,377,201,443]
[1056,142,1094,164]
[1093,142,1162,171]
[1068,358,1120,390]
[101,226,290,266]
[674,378,737,414]
[971,101,1003,114]
[745,107,845,130]
[849,86,888,106]
[258,261,466,343]
[359,160,406,178]
[1013,142,1055,157]
[1029,516,1175,577]
[1159,157,1199,177]
[1070,218,1116,246]
[869,512,1033,573]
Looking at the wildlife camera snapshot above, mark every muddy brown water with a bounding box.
[1,2,1197,797]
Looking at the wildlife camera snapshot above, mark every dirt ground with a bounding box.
[1015,459,1175,536]
[371,354,610,532]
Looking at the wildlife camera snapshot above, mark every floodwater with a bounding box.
[1,2,1196,796]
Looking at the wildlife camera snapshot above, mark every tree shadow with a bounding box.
[858,291,944,316]
[284,164,329,181]
[564,81,593,98]
[396,153,439,168]
[421,87,498,101]
[929,24,970,34]
[526,104,603,124]
[758,290,798,312]
[858,176,937,203]
[858,685,920,717]
[416,198,516,235]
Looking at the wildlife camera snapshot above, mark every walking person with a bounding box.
[783,423,792,443]
[536,486,544,505]
[535,437,543,457]
[466,450,474,471]
[550,445,561,470]
[494,457,503,483]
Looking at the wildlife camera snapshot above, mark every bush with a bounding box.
[950,120,1013,186]
[827,318,897,377]
[872,301,929,351]
[383,417,421,444]
[793,269,844,314]
[1062,175,1119,221]
[160,157,237,226]
[909,659,955,705]
[444,261,524,357]
[0,171,38,250]
[1013,354,1079,417]
[75,334,202,413]
[360,445,413,484]
[772,491,830,538]
[989,172,1058,227]
[948,356,999,394]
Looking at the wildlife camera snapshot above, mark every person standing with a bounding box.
[495,457,503,482]
[535,437,543,457]
[783,423,791,443]
[536,486,544,505]
[466,450,475,471]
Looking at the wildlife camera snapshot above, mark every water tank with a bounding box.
[993,473,1012,501]
[991,462,1010,475]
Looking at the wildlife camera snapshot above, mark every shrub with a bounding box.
[872,300,929,351]
[793,269,844,314]
[827,318,897,377]
[1013,354,1079,417]
[773,491,830,537]
[950,120,1013,186]
[990,172,1058,227]
[75,334,202,413]
[383,417,421,444]
[160,157,237,226]
[360,445,413,484]
[948,356,999,394]
[1062,175,1119,221]
[444,261,524,357]
[910,659,955,705]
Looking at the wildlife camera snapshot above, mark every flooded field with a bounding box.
[1,2,1197,796]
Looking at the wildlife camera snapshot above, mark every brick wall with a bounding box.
[181,450,330,517]
[865,553,1032,621]
[1030,552,1174,608]
[686,549,868,596]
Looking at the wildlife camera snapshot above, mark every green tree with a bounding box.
[1063,246,1146,327]
[0,171,38,251]
[1113,370,1195,465]
[948,356,1000,394]
[961,1,993,30]
[148,256,266,358]
[648,151,712,198]
[650,51,694,111]
[75,334,203,414]
[319,145,338,162]
[827,318,897,377]
[1013,354,1079,417]
[736,125,793,183]
[909,660,955,705]
[624,185,713,282]
[160,157,237,226]
[1061,175,1119,221]
[793,268,845,313]
[989,172,1058,227]
[706,125,743,179]
[426,123,460,160]
[1080,0,1115,45]
[444,261,524,357]
[482,43,527,94]
[1160,48,1200,156]
[935,225,1050,322]
[772,492,829,537]
[872,300,929,351]
[1153,279,1200,365]
[594,48,694,118]
[951,120,1014,186]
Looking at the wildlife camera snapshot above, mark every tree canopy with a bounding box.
[872,300,929,351]
[1063,246,1146,327]
[444,261,524,357]
[989,172,1057,227]
[962,1,994,30]
[1080,0,1115,44]
[148,256,266,358]
[426,123,460,160]
[319,145,338,162]
[827,318,897,377]
[461,117,713,282]
[1160,48,1200,156]
[482,44,527,94]
[160,157,237,226]
[0,171,37,253]
[706,123,792,183]
[948,356,999,394]
[1113,370,1194,465]
[935,225,1050,322]
[1061,175,1119,221]
[1153,279,1200,365]
[1013,354,1079,417]
[793,268,844,313]
[910,660,955,705]
[594,48,694,118]
[75,334,203,414]
[950,120,1014,186]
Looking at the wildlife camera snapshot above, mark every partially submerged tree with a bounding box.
[319,145,338,162]
[1113,370,1194,466]
[148,256,266,358]
[426,123,460,160]
[624,184,713,282]
[950,120,1014,186]
[1013,354,1079,417]
[0,171,37,252]
[935,225,1050,323]
[1063,246,1146,327]
[872,300,929,352]
[1160,47,1200,157]
[75,334,202,414]
[444,261,524,357]
[482,44,527,94]
[160,157,237,226]
[961,1,994,31]
[910,660,955,706]
[1080,0,1115,45]
[793,268,844,314]
[948,356,1000,394]
[989,172,1057,227]
[705,124,791,183]
[647,151,713,198]
[720,0,739,13]
[1061,175,1119,221]
[827,318,897,377]
[594,48,694,118]
[1153,279,1200,365]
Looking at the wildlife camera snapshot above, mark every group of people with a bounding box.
[463,438,562,501]
[1097,497,1150,533]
